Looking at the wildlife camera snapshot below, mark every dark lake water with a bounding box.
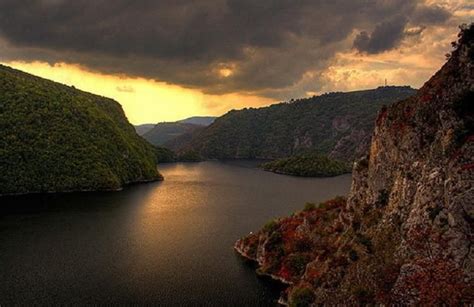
[0,161,351,306]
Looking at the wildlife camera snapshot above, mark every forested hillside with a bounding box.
[143,122,204,146]
[178,116,215,126]
[0,65,162,195]
[170,86,416,162]
[262,153,351,177]
[135,124,155,136]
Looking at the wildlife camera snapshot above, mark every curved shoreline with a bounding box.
[0,175,163,197]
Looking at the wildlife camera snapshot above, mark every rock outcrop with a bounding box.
[235,25,473,305]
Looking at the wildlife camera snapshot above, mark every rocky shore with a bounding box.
[235,24,474,305]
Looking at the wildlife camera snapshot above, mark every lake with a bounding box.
[0,161,351,305]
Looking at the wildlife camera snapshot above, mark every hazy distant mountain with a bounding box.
[178,116,216,126]
[170,86,417,162]
[141,116,216,146]
[142,122,203,146]
[135,124,155,136]
[0,64,162,195]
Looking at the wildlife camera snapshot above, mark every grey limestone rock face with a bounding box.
[348,26,473,283]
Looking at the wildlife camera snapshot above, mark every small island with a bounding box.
[261,153,351,177]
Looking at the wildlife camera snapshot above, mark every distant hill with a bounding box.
[0,64,162,195]
[169,86,417,162]
[141,116,216,146]
[178,116,216,126]
[143,122,204,146]
[135,124,155,136]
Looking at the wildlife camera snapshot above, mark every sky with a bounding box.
[0,0,472,124]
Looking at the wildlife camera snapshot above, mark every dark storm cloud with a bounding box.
[412,4,452,25]
[0,0,452,98]
[353,16,408,54]
[353,4,451,54]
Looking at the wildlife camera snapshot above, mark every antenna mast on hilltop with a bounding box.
[385,78,387,87]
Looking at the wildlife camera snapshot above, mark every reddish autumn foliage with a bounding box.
[420,93,433,103]
[375,262,402,304]
[397,224,470,305]
[461,163,474,171]
[394,258,467,306]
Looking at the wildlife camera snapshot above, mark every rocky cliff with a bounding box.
[235,24,473,305]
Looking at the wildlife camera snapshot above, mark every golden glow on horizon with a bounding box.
[2,61,272,125]
[309,24,458,95]
[219,68,233,77]
[2,18,464,123]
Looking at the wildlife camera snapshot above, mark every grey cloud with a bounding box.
[353,4,451,54]
[0,0,453,99]
[353,16,408,54]
[412,4,451,25]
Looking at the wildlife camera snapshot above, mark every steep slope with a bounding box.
[0,65,162,195]
[171,87,416,162]
[142,122,203,146]
[235,25,473,305]
[135,124,155,136]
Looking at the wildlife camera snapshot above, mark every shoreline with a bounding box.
[234,241,291,305]
[0,175,163,198]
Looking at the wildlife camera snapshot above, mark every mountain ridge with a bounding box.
[169,86,417,162]
[140,116,216,146]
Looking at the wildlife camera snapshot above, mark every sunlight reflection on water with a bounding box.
[0,161,351,305]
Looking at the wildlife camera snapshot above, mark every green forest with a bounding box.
[0,65,162,195]
[170,86,416,162]
[143,122,205,146]
[261,153,351,177]
[154,146,202,163]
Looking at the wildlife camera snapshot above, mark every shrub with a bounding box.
[376,189,390,208]
[357,234,373,253]
[427,206,442,221]
[289,286,316,307]
[285,253,311,277]
[263,219,279,233]
[294,236,313,252]
[352,287,375,304]
[266,231,283,249]
[303,203,317,211]
[349,249,359,261]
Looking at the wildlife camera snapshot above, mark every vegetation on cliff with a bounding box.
[261,153,350,177]
[0,65,162,195]
[235,24,474,305]
[170,86,416,162]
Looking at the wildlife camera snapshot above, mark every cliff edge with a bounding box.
[235,24,473,305]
